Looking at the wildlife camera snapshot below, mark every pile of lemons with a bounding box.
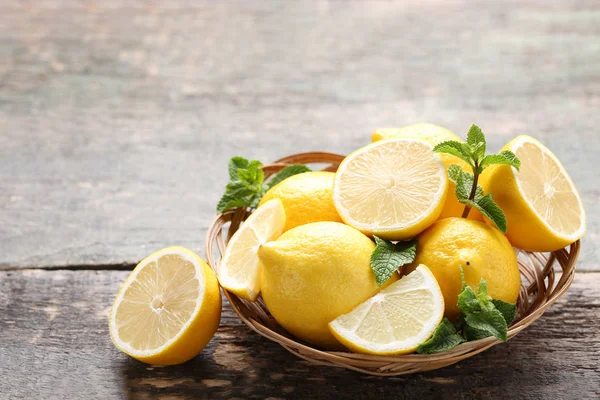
[108,123,586,364]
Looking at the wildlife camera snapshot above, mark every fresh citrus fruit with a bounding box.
[479,135,586,251]
[333,138,448,240]
[372,123,482,221]
[372,123,460,144]
[258,171,342,232]
[406,218,520,319]
[218,198,286,301]
[258,221,398,349]
[109,246,221,365]
[328,265,444,355]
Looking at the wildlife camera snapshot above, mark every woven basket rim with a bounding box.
[205,151,579,376]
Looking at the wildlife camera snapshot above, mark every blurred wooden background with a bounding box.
[0,1,598,399]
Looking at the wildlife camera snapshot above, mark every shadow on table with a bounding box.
[114,326,573,400]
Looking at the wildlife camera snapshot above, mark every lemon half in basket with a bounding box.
[328,265,444,355]
[218,198,286,301]
[333,139,448,240]
[480,135,586,251]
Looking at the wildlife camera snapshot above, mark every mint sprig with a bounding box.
[370,237,417,286]
[217,157,311,213]
[416,318,465,354]
[433,124,520,233]
[416,266,517,354]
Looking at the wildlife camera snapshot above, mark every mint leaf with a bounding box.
[447,165,484,203]
[476,279,492,307]
[217,180,261,213]
[416,318,466,354]
[433,141,472,166]
[464,193,507,233]
[370,237,417,286]
[266,165,311,190]
[218,157,265,213]
[465,308,508,341]
[480,150,521,171]
[466,124,486,162]
[463,325,496,341]
[216,195,249,214]
[228,157,251,179]
[457,283,480,314]
[492,299,517,325]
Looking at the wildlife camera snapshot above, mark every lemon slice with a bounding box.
[218,198,286,301]
[109,246,221,365]
[328,265,444,355]
[480,135,586,251]
[333,139,448,240]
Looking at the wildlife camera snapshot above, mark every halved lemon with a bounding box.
[480,135,586,251]
[333,139,448,240]
[109,246,221,365]
[218,198,286,301]
[328,265,444,355]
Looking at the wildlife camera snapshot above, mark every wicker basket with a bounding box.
[205,152,579,376]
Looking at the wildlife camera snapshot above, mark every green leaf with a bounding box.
[216,195,249,213]
[238,167,264,187]
[433,141,473,166]
[464,308,508,341]
[480,150,521,171]
[464,193,507,233]
[370,237,417,286]
[466,124,486,162]
[416,318,466,354]
[228,157,251,179]
[463,325,495,341]
[457,283,480,314]
[476,279,492,308]
[492,299,517,325]
[218,157,266,213]
[447,166,484,203]
[266,165,311,190]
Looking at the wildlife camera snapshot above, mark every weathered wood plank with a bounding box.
[0,269,598,399]
[0,0,599,269]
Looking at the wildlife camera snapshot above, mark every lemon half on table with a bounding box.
[333,138,448,240]
[109,246,221,365]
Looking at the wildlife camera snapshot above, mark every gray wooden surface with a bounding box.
[1,1,599,399]
[1,270,599,399]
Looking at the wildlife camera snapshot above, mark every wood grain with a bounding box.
[0,0,599,269]
[0,269,598,400]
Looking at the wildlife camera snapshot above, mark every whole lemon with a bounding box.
[405,217,520,319]
[259,171,342,232]
[372,123,482,221]
[258,221,397,349]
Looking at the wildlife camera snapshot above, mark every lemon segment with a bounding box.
[480,135,586,251]
[258,171,342,232]
[218,198,286,301]
[333,139,448,240]
[328,265,444,355]
[109,246,221,365]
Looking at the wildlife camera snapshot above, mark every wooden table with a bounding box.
[1,1,599,399]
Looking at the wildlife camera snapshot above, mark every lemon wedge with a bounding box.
[218,198,286,301]
[333,139,448,240]
[480,135,586,251]
[109,246,221,365]
[328,265,444,355]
